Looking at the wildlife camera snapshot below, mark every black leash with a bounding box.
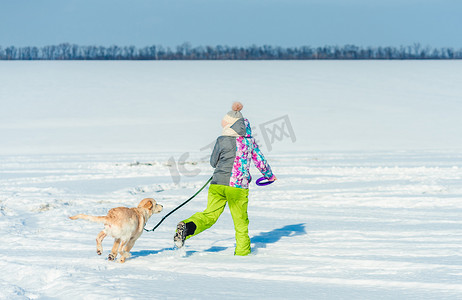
[144,176,213,232]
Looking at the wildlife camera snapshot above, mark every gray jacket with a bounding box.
[210,118,274,189]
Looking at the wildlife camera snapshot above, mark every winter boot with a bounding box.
[174,221,187,248]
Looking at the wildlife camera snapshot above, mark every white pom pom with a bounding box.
[232,101,243,112]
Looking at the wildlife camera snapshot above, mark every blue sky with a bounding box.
[0,0,461,48]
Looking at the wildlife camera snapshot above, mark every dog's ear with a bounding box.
[140,198,154,210]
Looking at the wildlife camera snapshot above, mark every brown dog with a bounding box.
[70,198,163,263]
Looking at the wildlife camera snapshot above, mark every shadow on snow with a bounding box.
[131,223,306,258]
[200,223,307,254]
[251,223,306,251]
[131,247,175,258]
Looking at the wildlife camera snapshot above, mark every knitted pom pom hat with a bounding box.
[221,102,246,137]
[222,101,244,127]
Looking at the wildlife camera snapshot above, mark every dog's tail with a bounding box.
[69,214,107,223]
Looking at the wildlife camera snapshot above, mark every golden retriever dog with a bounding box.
[70,198,163,263]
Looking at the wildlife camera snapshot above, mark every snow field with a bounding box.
[1,60,462,299]
[1,151,461,299]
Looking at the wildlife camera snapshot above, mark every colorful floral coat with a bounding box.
[210,118,274,189]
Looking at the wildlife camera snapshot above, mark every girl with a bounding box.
[174,102,276,256]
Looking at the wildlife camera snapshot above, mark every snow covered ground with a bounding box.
[1,61,462,299]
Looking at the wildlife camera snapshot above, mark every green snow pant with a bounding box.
[182,184,251,256]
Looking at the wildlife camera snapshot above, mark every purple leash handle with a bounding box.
[256,177,274,186]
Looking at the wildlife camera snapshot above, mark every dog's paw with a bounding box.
[117,257,126,263]
[108,253,116,261]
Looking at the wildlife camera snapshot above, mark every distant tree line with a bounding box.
[0,43,461,60]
